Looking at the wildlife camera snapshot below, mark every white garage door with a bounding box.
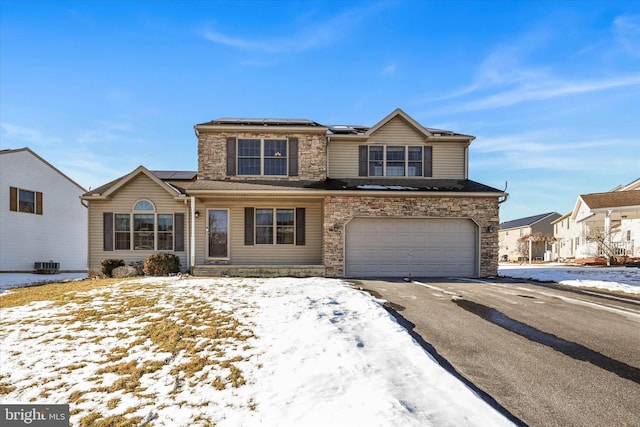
[345,217,478,277]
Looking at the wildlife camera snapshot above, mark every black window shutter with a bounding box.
[36,192,43,215]
[244,207,254,245]
[226,137,237,176]
[296,208,306,246]
[174,213,185,252]
[288,137,299,176]
[9,187,17,211]
[423,146,433,177]
[358,145,368,176]
[103,212,113,251]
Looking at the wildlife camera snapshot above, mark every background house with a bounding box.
[550,213,582,262]
[499,212,561,262]
[0,148,87,273]
[569,178,640,264]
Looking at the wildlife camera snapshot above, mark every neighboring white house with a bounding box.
[569,178,640,264]
[0,148,87,272]
[550,212,582,262]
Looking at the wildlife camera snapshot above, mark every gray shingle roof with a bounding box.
[500,212,559,230]
[187,178,503,193]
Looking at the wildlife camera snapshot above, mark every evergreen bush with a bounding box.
[144,252,180,276]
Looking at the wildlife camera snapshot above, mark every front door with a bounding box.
[208,209,229,258]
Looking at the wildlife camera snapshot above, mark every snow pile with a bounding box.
[499,264,640,295]
[0,277,512,426]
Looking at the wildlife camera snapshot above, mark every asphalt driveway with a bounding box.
[356,277,640,427]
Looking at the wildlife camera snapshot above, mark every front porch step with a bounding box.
[191,264,326,278]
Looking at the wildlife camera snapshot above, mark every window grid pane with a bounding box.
[276,209,295,244]
[18,189,35,213]
[369,147,384,176]
[256,209,273,244]
[238,139,261,175]
[264,139,287,175]
[264,158,287,175]
[408,146,423,176]
[157,214,173,250]
[134,214,154,250]
[115,214,131,250]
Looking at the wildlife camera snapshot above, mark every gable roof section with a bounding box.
[1,147,86,192]
[82,166,195,199]
[579,190,640,211]
[365,108,434,138]
[500,212,560,230]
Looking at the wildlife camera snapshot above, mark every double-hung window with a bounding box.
[365,146,424,177]
[238,139,287,176]
[255,208,295,245]
[157,214,174,250]
[9,187,43,215]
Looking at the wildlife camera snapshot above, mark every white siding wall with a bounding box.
[0,150,87,271]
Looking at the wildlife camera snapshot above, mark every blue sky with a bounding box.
[1,0,638,221]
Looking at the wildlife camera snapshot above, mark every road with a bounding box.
[356,277,640,427]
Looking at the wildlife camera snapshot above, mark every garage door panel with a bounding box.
[346,218,477,277]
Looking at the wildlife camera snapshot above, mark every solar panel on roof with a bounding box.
[151,171,197,180]
[209,118,321,126]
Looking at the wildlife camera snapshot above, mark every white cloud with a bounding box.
[613,14,640,57]
[462,75,640,111]
[0,122,63,147]
[381,63,396,75]
[201,4,381,54]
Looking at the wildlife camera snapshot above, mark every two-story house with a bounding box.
[82,109,505,278]
[499,212,561,262]
[1,147,87,273]
[569,178,640,263]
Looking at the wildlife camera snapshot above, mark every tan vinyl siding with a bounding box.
[432,144,466,178]
[328,142,467,179]
[368,116,426,145]
[87,174,189,271]
[328,116,467,179]
[194,199,322,265]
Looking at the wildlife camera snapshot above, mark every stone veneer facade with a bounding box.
[322,195,500,277]
[197,131,327,181]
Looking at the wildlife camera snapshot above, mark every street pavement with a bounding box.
[355,277,640,427]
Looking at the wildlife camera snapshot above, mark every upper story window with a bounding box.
[238,139,287,176]
[9,186,43,215]
[360,145,432,177]
[227,137,298,178]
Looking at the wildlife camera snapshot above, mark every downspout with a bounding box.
[605,210,612,266]
[191,196,197,272]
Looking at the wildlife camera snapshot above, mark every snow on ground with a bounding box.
[0,277,513,426]
[499,264,640,295]
[0,272,87,292]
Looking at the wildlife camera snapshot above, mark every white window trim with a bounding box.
[237,138,288,176]
[368,145,423,177]
[255,208,296,245]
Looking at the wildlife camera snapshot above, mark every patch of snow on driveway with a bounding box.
[499,264,640,294]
